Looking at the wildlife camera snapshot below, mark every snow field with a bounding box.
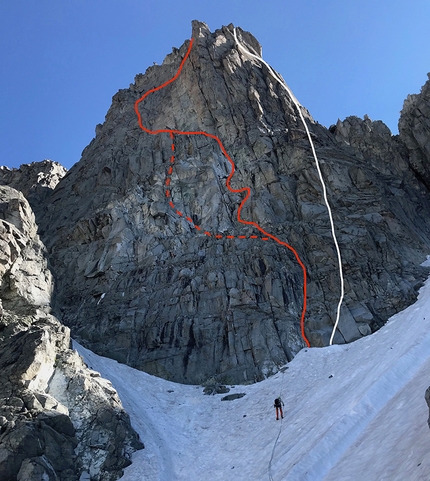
[75,271,430,480]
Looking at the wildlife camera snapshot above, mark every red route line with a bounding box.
[134,38,310,348]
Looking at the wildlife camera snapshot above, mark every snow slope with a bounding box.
[74,271,430,481]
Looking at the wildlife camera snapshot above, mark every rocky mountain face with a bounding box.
[398,73,430,437]
[399,74,430,190]
[0,186,143,481]
[0,160,67,219]
[21,20,428,386]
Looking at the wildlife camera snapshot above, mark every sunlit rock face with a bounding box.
[0,185,143,481]
[0,160,67,218]
[30,21,430,384]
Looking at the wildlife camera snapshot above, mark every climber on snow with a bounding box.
[274,397,284,420]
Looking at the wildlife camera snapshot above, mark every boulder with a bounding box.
[221,393,246,401]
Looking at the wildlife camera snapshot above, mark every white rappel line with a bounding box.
[232,27,345,346]
[268,416,283,481]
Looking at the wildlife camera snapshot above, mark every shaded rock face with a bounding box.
[0,186,143,481]
[38,21,430,384]
[398,74,430,190]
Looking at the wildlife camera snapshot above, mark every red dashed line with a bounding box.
[165,134,271,242]
[134,37,310,347]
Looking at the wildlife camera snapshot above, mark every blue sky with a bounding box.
[1,0,429,170]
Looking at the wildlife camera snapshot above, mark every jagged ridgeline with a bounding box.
[11,21,430,385]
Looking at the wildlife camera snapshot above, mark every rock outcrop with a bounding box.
[0,160,67,219]
[398,74,430,190]
[0,186,52,315]
[425,386,430,430]
[0,186,143,481]
[33,21,430,385]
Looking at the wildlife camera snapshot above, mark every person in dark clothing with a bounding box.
[274,397,284,420]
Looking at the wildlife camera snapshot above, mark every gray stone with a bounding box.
[221,393,246,401]
[336,305,362,343]
[349,303,374,324]
[203,378,231,395]
[0,160,67,219]
[426,386,430,429]
[357,323,372,336]
[0,186,143,481]
[17,456,58,481]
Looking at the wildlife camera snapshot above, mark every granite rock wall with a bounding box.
[12,22,430,385]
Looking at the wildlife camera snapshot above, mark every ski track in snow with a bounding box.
[75,268,430,481]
